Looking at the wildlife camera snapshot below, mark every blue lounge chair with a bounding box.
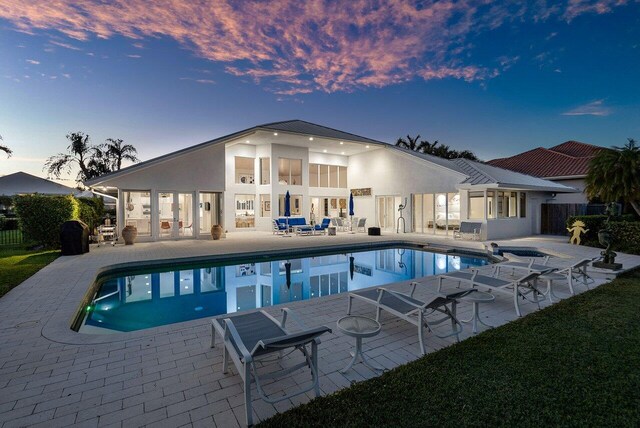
[272,219,287,235]
[314,218,331,234]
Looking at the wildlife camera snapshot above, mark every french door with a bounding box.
[376,196,399,230]
[157,192,194,239]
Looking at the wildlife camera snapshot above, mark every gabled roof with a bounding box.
[0,171,77,196]
[259,120,384,145]
[453,159,576,192]
[85,119,386,186]
[487,140,602,178]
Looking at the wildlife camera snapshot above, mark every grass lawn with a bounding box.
[0,245,60,298]
[260,270,640,427]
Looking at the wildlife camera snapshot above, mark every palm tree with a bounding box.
[395,135,425,152]
[45,132,95,182]
[103,138,139,170]
[0,134,11,157]
[585,138,640,216]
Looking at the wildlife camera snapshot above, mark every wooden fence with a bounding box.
[540,203,612,235]
[0,229,24,245]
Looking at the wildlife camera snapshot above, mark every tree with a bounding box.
[0,134,11,157]
[395,134,479,161]
[585,138,640,216]
[103,138,139,170]
[45,132,95,182]
[395,135,427,152]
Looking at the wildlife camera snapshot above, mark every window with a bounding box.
[279,194,302,216]
[309,163,348,188]
[259,158,270,185]
[339,166,347,188]
[519,192,527,218]
[278,158,302,185]
[486,191,495,219]
[235,157,254,184]
[309,163,319,187]
[123,190,151,236]
[235,194,255,228]
[329,166,338,188]
[468,191,484,219]
[413,194,423,232]
[199,193,220,234]
[423,194,434,232]
[448,193,460,230]
[509,192,518,217]
[260,194,271,217]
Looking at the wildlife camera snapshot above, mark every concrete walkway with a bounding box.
[0,233,638,427]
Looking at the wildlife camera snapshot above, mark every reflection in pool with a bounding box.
[77,247,487,334]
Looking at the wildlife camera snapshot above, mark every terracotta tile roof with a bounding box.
[487,141,602,178]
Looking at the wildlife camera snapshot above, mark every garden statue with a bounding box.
[593,202,622,270]
[567,220,588,245]
[396,197,407,233]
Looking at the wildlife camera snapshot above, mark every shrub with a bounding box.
[565,214,634,246]
[77,197,105,232]
[14,194,79,248]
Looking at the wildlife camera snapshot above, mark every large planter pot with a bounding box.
[211,225,223,240]
[122,225,138,245]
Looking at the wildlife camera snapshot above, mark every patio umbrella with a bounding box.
[284,191,291,235]
[349,256,355,280]
[285,261,292,289]
[349,193,355,233]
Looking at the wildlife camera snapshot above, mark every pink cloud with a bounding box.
[0,0,632,93]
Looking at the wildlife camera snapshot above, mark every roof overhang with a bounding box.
[457,183,579,193]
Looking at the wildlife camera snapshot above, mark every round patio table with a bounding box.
[336,315,383,373]
[459,291,495,334]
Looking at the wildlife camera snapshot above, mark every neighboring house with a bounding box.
[85,120,575,241]
[487,141,602,204]
[0,171,116,208]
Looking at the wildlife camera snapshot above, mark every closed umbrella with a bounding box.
[284,191,291,236]
[349,193,355,233]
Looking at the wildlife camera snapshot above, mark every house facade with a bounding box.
[487,141,602,204]
[85,120,575,241]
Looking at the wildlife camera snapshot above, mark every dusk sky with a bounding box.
[1,0,639,184]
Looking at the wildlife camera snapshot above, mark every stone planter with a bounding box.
[122,225,137,245]
[211,225,223,240]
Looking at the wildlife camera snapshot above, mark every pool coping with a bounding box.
[43,239,500,346]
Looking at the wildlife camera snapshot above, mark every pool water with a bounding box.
[77,246,488,334]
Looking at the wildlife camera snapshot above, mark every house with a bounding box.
[487,141,602,204]
[84,120,576,241]
[0,171,116,210]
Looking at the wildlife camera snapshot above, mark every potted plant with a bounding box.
[122,225,137,245]
[211,224,223,240]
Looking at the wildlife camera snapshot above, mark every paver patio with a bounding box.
[1,233,638,427]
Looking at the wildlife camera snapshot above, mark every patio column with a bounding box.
[483,189,488,221]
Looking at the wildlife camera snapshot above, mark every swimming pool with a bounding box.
[76,245,488,334]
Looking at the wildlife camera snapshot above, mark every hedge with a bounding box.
[14,194,79,248]
[77,197,105,232]
[566,215,640,255]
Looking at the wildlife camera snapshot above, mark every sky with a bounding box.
[0,0,639,185]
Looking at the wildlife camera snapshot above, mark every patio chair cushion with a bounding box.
[353,288,425,315]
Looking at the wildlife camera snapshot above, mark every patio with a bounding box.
[0,232,638,427]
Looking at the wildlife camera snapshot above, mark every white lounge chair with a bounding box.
[538,258,595,302]
[347,283,475,355]
[453,221,482,240]
[496,253,555,276]
[356,217,367,232]
[437,269,543,317]
[211,309,331,426]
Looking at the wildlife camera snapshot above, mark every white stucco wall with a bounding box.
[545,178,588,204]
[348,147,466,232]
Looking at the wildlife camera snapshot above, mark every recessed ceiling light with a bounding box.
[366,145,370,148]
[246,140,250,143]
[273,132,278,136]
[323,149,327,153]
[339,141,344,145]
[341,151,345,155]
[309,137,314,141]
